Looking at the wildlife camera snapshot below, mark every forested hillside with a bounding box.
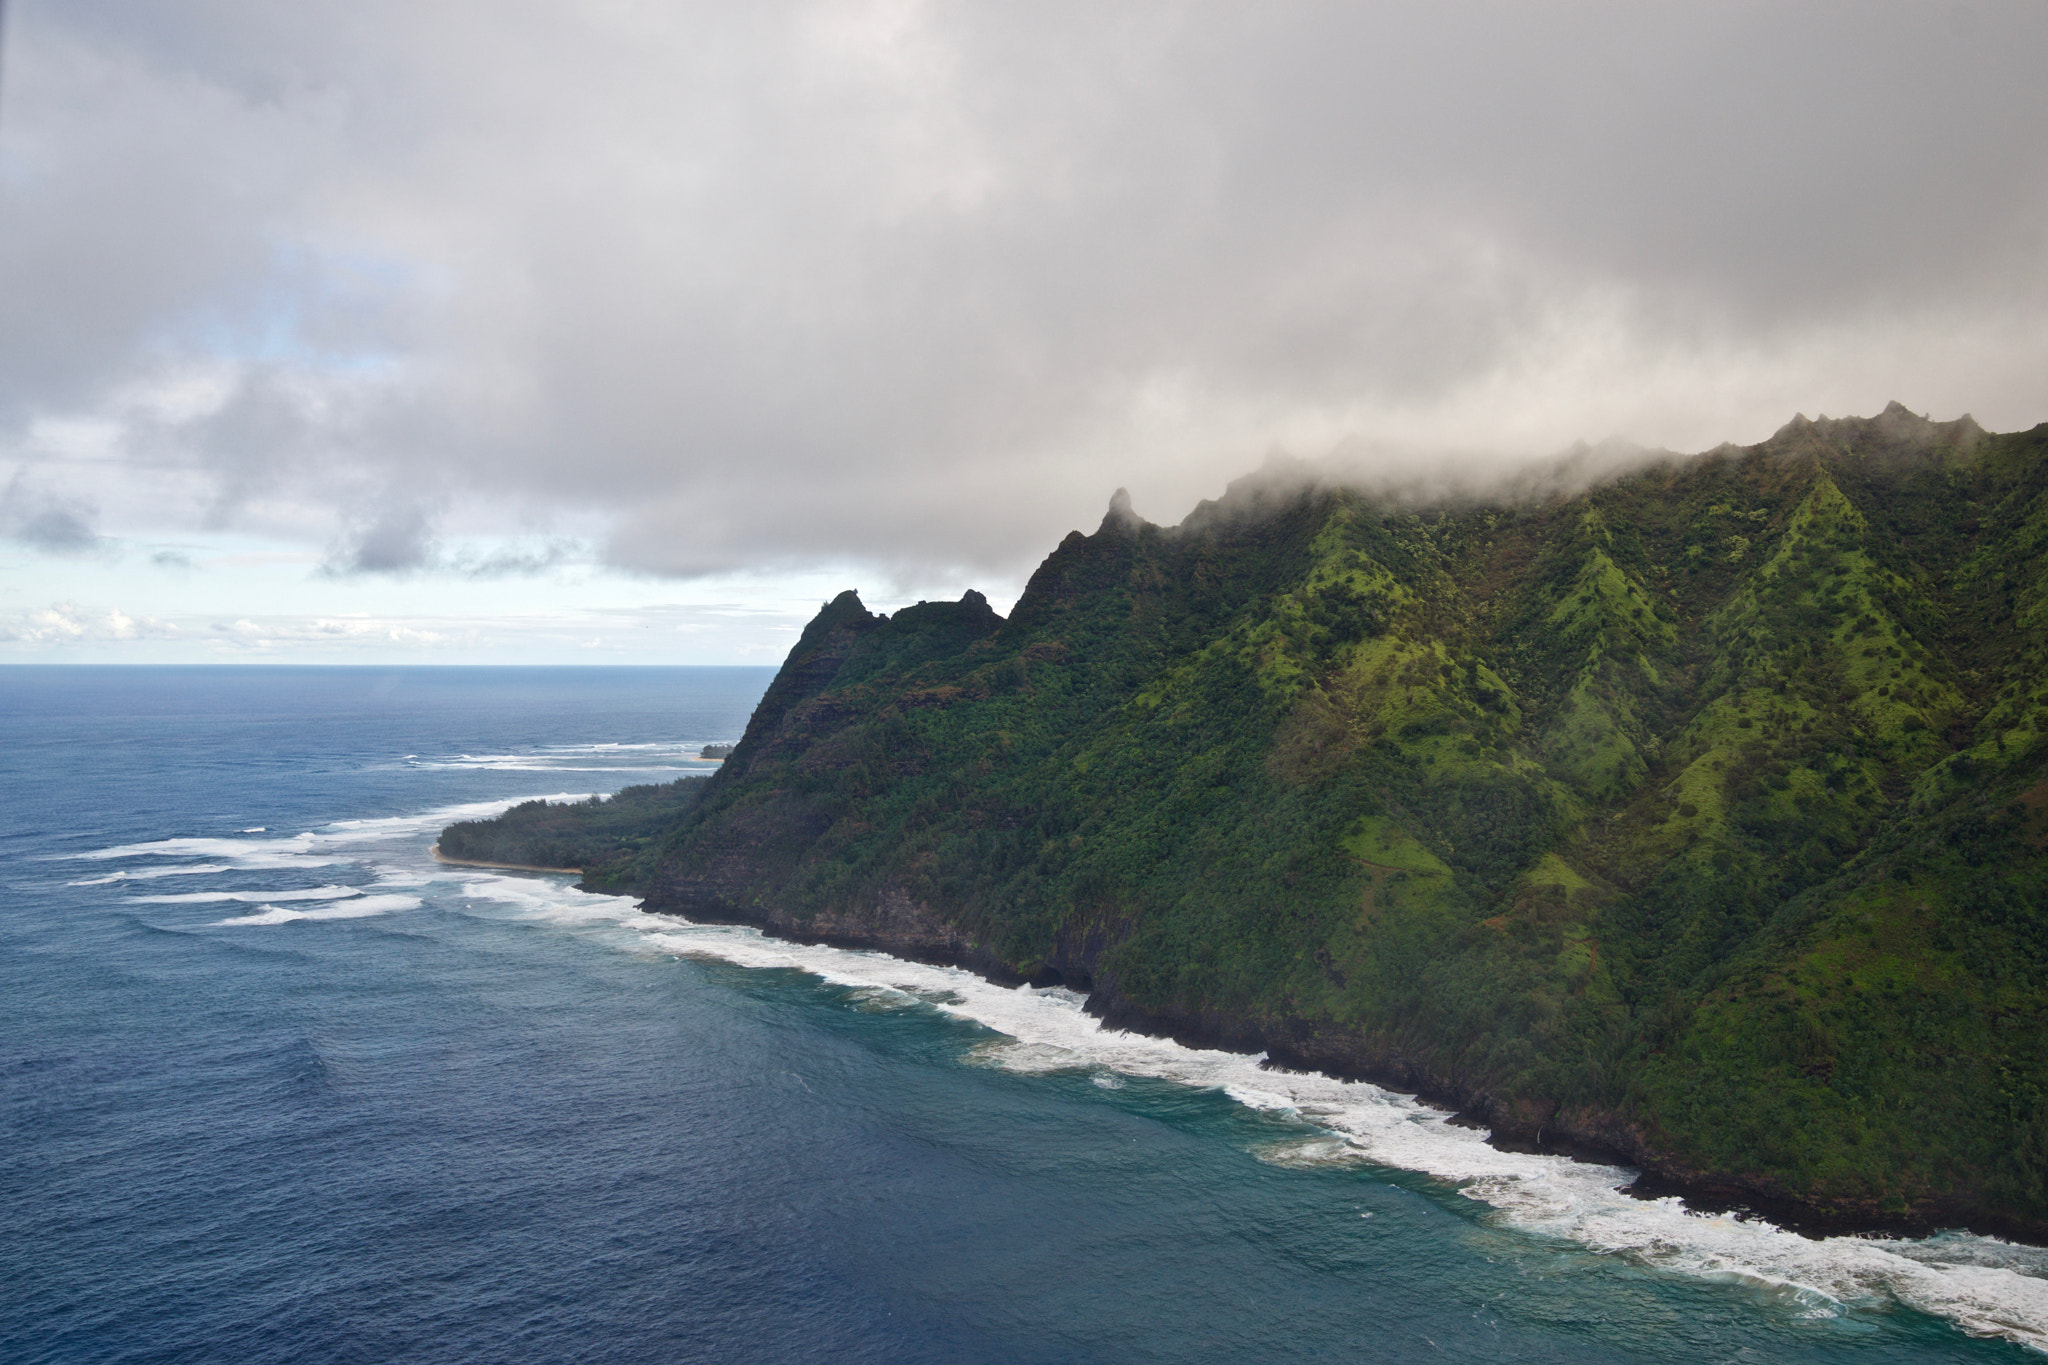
[452,404,2048,1237]
[437,778,706,872]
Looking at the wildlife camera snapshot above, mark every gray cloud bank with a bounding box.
[0,469,100,550]
[3,1,2046,585]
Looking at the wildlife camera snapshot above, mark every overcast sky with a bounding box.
[4,0,2046,662]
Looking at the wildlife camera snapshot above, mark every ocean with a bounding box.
[3,665,2043,1363]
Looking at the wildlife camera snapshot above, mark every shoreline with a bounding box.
[626,888,2048,1249]
[430,844,584,875]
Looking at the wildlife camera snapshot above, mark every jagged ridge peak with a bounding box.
[1098,486,1148,535]
[1767,402,1986,467]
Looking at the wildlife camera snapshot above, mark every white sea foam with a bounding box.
[440,869,2048,1354]
[127,885,363,905]
[72,795,590,866]
[210,893,420,926]
[313,796,593,841]
[69,864,235,885]
[449,869,659,925]
[415,762,703,773]
[77,796,586,932]
[403,742,721,773]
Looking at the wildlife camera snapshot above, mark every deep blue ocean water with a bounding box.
[4,665,2045,1364]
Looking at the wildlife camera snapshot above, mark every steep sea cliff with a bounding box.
[476,406,2048,1240]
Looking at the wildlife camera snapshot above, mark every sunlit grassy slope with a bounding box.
[470,404,2048,1234]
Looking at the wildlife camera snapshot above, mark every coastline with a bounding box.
[431,844,584,875]
[623,882,2048,1249]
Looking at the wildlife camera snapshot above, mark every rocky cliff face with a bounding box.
[625,405,2048,1239]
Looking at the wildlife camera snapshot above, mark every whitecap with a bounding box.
[445,870,656,925]
[1250,1135,1377,1169]
[307,795,594,843]
[69,864,235,885]
[410,762,701,773]
[962,1039,1090,1073]
[70,794,594,868]
[401,742,714,774]
[76,834,324,862]
[128,885,363,905]
[210,893,419,927]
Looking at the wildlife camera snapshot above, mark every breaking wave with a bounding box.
[128,885,364,905]
[68,797,582,931]
[444,867,2048,1354]
[65,788,2048,1352]
[211,893,422,927]
[401,742,727,773]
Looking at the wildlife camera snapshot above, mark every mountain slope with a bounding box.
[495,404,2048,1236]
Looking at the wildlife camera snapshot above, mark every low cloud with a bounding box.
[207,614,464,650]
[1197,435,1683,521]
[320,506,585,578]
[1,601,175,643]
[0,594,849,663]
[0,471,101,551]
[4,3,2047,590]
[451,539,583,579]
[309,617,450,647]
[322,501,436,576]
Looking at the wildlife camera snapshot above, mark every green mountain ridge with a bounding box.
[453,402,2048,1239]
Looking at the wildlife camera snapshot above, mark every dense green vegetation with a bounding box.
[437,778,707,876]
[446,403,2048,1236]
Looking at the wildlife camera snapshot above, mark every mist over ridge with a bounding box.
[3,3,2046,660]
[1088,402,1992,553]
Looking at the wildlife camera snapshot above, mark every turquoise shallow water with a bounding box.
[3,665,2043,1363]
